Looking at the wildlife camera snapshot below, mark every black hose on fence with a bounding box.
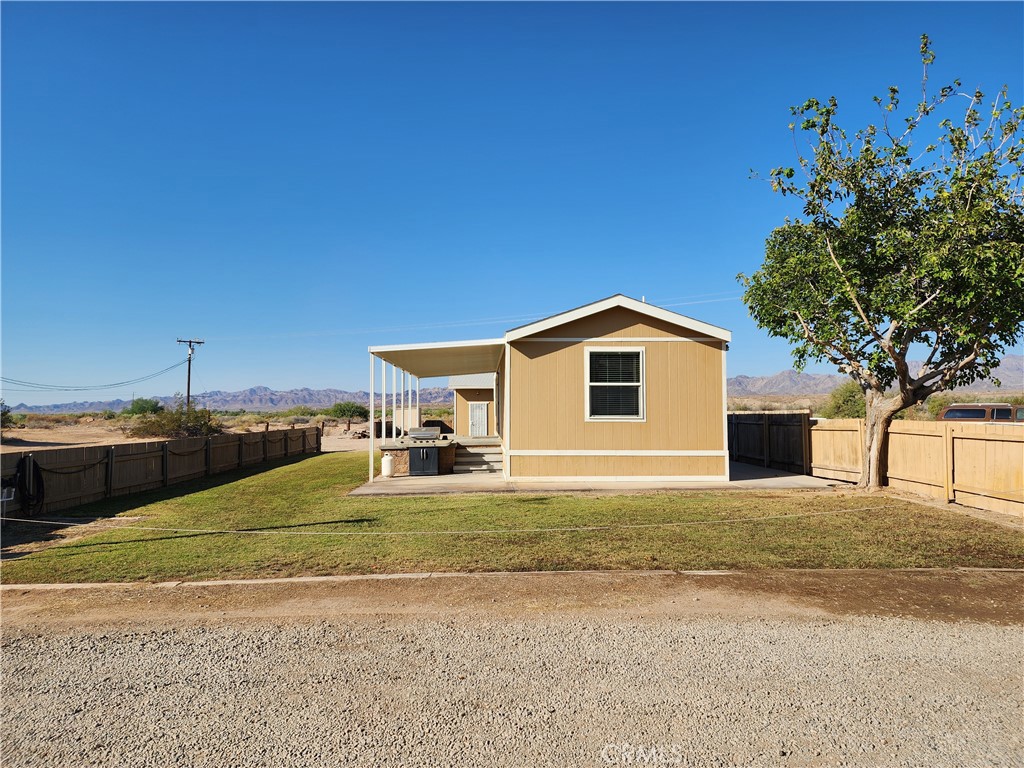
[14,457,45,517]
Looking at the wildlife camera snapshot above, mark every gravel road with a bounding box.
[3,574,1022,767]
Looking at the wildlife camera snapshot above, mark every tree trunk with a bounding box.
[858,391,903,490]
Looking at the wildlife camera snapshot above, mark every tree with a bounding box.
[328,401,370,430]
[121,397,164,416]
[820,381,866,419]
[740,36,1024,489]
[0,400,13,431]
[127,397,221,438]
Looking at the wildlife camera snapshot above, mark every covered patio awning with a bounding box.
[369,338,504,378]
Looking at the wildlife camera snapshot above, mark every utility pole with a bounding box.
[176,339,205,409]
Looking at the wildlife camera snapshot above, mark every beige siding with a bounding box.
[509,339,724,452]
[527,306,713,340]
[454,388,495,436]
[510,455,726,478]
[507,308,726,478]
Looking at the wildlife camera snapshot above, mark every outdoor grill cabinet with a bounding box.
[409,446,439,476]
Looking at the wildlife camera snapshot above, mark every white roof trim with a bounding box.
[369,338,504,354]
[504,294,731,342]
[369,338,505,379]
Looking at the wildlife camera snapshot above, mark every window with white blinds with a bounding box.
[586,348,645,420]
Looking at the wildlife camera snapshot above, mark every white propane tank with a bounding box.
[381,453,394,478]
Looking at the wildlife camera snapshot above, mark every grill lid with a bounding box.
[407,426,442,441]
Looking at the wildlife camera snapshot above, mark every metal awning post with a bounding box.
[391,364,397,440]
[415,376,420,427]
[368,352,375,483]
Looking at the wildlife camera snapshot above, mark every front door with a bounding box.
[469,402,488,437]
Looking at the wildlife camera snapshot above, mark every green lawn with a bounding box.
[2,452,1022,584]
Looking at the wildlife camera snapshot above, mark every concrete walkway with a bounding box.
[349,461,838,496]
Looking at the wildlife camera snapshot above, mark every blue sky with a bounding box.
[3,2,1022,406]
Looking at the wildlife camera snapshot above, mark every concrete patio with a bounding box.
[348,461,839,496]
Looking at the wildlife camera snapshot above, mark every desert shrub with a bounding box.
[22,413,81,428]
[127,399,222,438]
[0,400,12,430]
[219,413,270,431]
[820,381,866,419]
[281,406,318,418]
[122,398,164,416]
[328,401,370,428]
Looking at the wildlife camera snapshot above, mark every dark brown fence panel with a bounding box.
[727,411,810,474]
[265,432,287,461]
[111,442,165,497]
[240,433,266,466]
[1,427,320,516]
[210,434,242,474]
[167,437,208,484]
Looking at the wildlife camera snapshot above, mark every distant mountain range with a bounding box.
[9,356,1022,413]
[729,355,1022,397]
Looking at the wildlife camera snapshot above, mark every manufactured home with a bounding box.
[368,294,730,482]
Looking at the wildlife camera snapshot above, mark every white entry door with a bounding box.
[469,402,488,437]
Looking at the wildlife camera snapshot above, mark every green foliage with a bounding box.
[281,405,318,418]
[820,381,866,419]
[127,398,222,439]
[0,400,13,430]
[121,398,164,416]
[742,35,1023,398]
[740,36,1024,485]
[327,401,370,426]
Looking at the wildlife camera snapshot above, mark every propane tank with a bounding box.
[381,453,394,478]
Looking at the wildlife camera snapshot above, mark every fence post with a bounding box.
[263,429,268,463]
[316,425,322,453]
[162,443,169,487]
[943,423,955,502]
[802,413,811,476]
[106,447,115,497]
[284,428,290,458]
[237,434,244,469]
[205,438,213,476]
[301,429,307,454]
[762,413,770,468]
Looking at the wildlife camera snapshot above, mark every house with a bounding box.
[368,294,731,482]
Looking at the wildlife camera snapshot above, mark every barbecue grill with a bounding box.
[406,426,442,442]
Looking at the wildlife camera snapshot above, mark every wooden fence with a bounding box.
[728,413,1023,516]
[1,426,320,516]
[809,419,1023,516]
[727,411,811,475]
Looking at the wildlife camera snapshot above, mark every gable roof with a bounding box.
[504,294,731,342]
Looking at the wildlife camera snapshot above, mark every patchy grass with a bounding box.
[1,452,1022,584]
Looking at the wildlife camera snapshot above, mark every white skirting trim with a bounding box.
[509,475,731,483]
[508,449,727,457]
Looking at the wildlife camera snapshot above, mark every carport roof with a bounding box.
[369,339,505,378]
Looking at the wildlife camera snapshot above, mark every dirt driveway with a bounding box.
[3,570,1021,768]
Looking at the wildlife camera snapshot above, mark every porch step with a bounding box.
[454,445,503,473]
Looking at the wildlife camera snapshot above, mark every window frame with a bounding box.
[584,346,646,422]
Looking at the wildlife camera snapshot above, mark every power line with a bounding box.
[0,360,189,393]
